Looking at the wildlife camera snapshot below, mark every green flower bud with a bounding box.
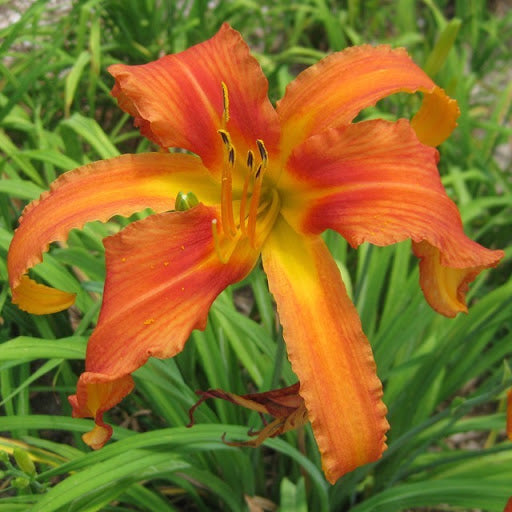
[175,191,200,211]
[13,448,36,476]
[12,476,30,489]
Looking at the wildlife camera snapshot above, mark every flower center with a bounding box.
[212,83,280,264]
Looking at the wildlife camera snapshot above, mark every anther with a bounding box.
[255,164,262,179]
[247,150,254,170]
[256,139,268,162]
[228,147,235,166]
[219,129,230,147]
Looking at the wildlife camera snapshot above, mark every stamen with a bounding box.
[214,126,277,259]
[217,130,236,237]
[221,81,230,126]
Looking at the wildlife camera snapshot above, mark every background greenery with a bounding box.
[0,0,511,510]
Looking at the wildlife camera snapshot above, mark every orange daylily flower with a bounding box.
[7,24,504,484]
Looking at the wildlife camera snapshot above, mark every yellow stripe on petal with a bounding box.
[12,275,76,314]
[262,217,389,483]
[8,152,217,315]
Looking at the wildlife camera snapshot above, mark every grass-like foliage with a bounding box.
[1,0,511,510]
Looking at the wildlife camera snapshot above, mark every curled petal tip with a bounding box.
[12,275,75,315]
[82,424,112,450]
[69,374,135,449]
[411,85,460,146]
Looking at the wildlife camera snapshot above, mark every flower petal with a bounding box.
[69,204,260,448]
[277,45,458,157]
[261,217,389,483]
[8,152,218,314]
[109,23,279,170]
[281,119,504,317]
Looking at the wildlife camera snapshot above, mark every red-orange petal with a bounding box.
[277,45,458,158]
[109,23,279,171]
[8,152,218,314]
[281,119,503,317]
[69,204,260,447]
[262,217,389,483]
[281,119,504,317]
